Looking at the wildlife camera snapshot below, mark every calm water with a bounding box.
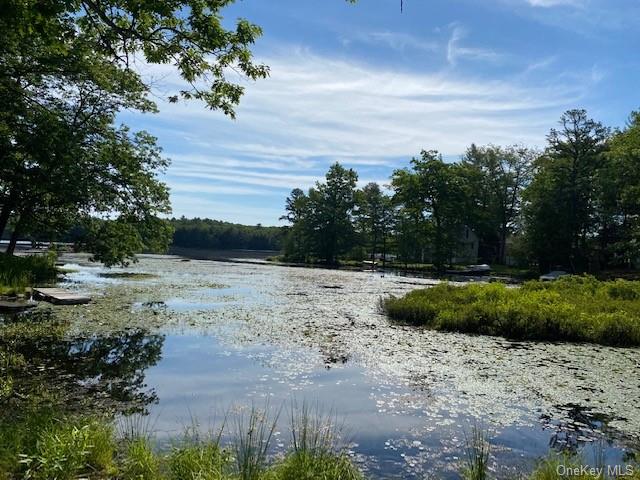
[38,254,640,478]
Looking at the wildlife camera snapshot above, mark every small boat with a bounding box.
[362,260,378,271]
[447,264,491,275]
[539,270,568,281]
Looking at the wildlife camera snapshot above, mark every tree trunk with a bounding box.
[498,225,507,265]
[6,223,21,255]
[0,201,13,240]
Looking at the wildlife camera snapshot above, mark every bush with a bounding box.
[382,276,640,346]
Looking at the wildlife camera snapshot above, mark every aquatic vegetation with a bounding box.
[383,276,640,346]
[528,451,640,480]
[98,272,160,280]
[461,426,491,480]
[232,405,280,480]
[0,253,58,295]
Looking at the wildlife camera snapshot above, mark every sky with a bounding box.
[120,0,640,226]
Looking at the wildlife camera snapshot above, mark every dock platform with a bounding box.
[33,288,91,305]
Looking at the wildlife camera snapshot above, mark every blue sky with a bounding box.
[121,0,640,225]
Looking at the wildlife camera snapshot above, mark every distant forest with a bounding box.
[170,218,284,251]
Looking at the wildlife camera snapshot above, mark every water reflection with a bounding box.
[1,311,163,414]
[542,404,621,451]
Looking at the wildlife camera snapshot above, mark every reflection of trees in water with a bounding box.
[541,403,619,452]
[65,331,164,412]
[1,316,164,414]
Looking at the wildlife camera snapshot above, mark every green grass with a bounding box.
[0,253,58,295]
[382,275,640,346]
[0,402,363,480]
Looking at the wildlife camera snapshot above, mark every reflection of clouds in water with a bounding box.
[56,253,640,479]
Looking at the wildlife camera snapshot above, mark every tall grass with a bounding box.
[232,405,279,480]
[461,426,491,480]
[273,401,362,480]
[382,276,640,346]
[0,401,366,480]
[0,252,57,294]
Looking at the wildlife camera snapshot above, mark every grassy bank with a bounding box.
[382,276,640,346]
[0,253,58,295]
[1,406,638,480]
[0,403,361,480]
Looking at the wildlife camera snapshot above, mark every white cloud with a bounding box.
[129,46,600,221]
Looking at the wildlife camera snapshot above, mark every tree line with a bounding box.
[281,109,640,273]
[170,218,283,251]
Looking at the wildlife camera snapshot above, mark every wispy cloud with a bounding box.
[342,30,439,53]
[446,25,506,66]
[525,0,584,7]
[128,46,600,222]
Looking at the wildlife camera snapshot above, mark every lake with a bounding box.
[26,253,640,478]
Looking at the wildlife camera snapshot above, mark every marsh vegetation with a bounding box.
[383,276,640,346]
[0,253,57,295]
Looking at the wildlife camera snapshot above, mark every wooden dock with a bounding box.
[33,288,91,305]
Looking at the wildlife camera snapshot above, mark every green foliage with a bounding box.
[354,182,394,261]
[383,276,640,346]
[460,144,535,264]
[20,420,116,480]
[391,150,467,270]
[0,0,270,265]
[280,109,640,273]
[0,403,363,480]
[0,252,57,293]
[82,216,174,267]
[523,110,610,271]
[232,406,279,480]
[282,163,359,264]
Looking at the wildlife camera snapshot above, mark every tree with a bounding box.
[310,163,358,264]
[0,0,268,263]
[392,150,466,271]
[523,110,610,272]
[461,144,535,264]
[280,189,311,261]
[280,163,358,264]
[355,183,393,261]
[597,111,640,268]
